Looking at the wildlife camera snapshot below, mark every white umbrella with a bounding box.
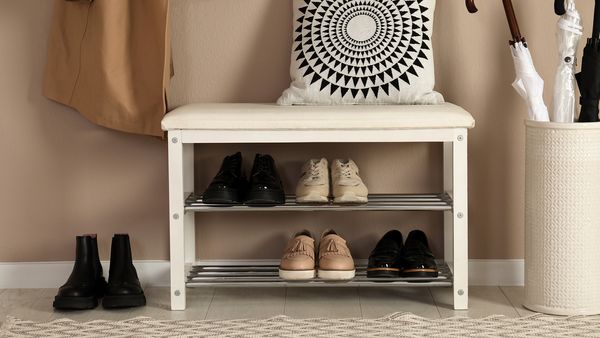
[511,42,551,122]
[552,0,583,123]
[466,0,550,121]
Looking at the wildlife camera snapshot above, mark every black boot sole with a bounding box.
[202,189,243,205]
[245,189,285,206]
[53,296,98,310]
[102,294,146,309]
[366,268,400,278]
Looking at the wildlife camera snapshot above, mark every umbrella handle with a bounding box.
[555,0,566,15]
[502,0,524,45]
[466,0,478,13]
[466,0,525,45]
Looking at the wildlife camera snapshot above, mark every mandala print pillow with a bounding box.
[278,0,443,105]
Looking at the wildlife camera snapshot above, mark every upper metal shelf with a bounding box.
[185,193,453,212]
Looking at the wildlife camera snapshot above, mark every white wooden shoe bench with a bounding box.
[162,103,475,311]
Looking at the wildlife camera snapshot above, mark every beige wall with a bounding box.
[0,0,594,262]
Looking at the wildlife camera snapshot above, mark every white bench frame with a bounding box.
[167,127,469,311]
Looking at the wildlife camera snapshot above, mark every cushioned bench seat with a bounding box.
[161,103,475,131]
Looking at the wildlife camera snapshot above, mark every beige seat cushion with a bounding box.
[161,103,475,131]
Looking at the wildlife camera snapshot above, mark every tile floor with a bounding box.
[0,286,535,325]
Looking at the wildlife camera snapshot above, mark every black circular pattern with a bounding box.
[295,0,431,99]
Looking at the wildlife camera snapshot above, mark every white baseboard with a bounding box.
[0,261,170,289]
[0,259,524,289]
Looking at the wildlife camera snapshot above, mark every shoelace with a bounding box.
[326,240,338,252]
[307,161,323,180]
[287,239,313,258]
[223,156,242,171]
[322,239,348,256]
[339,163,355,179]
[291,239,307,252]
[253,156,273,175]
[219,155,241,175]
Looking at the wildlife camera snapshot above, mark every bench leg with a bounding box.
[168,131,187,311]
[183,143,196,265]
[445,131,469,310]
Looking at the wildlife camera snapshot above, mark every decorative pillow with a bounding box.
[278,0,443,105]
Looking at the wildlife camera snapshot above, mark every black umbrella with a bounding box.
[555,0,566,15]
[576,0,600,122]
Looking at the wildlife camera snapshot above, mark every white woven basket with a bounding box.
[524,121,600,315]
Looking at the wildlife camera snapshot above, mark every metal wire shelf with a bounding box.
[186,262,452,288]
[185,193,453,212]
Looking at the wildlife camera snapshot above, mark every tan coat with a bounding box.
[43,0,172,137]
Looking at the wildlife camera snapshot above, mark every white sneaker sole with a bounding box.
[333,192,368,204]
[318,269,356,280]
[296,193,329,204]
[279,269,316,280]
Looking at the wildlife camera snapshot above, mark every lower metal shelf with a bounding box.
[186,262,452,288]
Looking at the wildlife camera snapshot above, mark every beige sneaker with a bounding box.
[296,158,329,203]
[279,230,316,280]
[331,159,368,204]
[318,229,356,280]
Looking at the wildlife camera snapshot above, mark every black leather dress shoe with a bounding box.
[367,230,403,278]
[102,234,146,309]
[203,152,247,205]
[245,154,285,206]
[53,235,107,310]
[400,230,438,278]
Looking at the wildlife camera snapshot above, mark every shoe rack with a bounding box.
[165,103,473,311]
[184,195,454,287]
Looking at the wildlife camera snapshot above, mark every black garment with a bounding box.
[400,230,438,278]
[53,235,107,310]
[203,152,247,205]
[576,1,600,122]
[367,230,403,278]
[245,154,285,206]
[103,234,146,309]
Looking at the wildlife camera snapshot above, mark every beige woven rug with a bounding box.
[2,313,600,337]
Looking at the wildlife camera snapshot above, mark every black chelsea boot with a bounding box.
[53,235,107,310]
[102,234,146,309]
